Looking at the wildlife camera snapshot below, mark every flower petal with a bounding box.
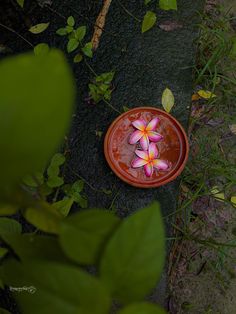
[144,163,153,177]
[153,159,169,171]
[140,134,149,150]
[132,119,146,131]
[132,157,148,168]
[147,131,163,142]
[135,149,149,161]
[146,117,160,131]
[129,130,143,145]
[148,142,158,159]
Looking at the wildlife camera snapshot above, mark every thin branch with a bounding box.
[91,0,112,50]
[0,23,33,48]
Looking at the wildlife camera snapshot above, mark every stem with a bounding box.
[84,58,98,76]
[117,0,141,22]
[68,166,109,194]
[109,190,120,210]
[103,98,121,114]
[0,23,33,48]
[164,181,205,219]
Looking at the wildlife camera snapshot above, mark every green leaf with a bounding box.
[59,209,120,264]
[16,0,24,7]
[56,27,67,36]
[123,106,129,112]
[75,26,86,41]
[67,16,75,27]
[144,0,152,4]
[77,195,88,208]
[0,204,18,216]
[0,307,11,314]
[159,0,177,10]
[67,38,79,53]
[73,53,83,63]
[96,72,115,84]
[161,87,175,113]
[64,180,87,208]
[210,186,225,202]
[117,302,167,314]
[47,153,65,179]
[47,176,64,188]
[71,180,84,193]
[50,153,66,167]
[23,171,44,187]
[54,198,74,217]
[0,233,67,262]
[34,43,49,56]
[0,247,8,259]
[100,202,165,303]
[102,189,112,195]
[24,203,62,234]
[29,23,50,34]
[0,218,22,236]
[3,260,111,314]
[66,25,74,34]
[0,50,74,191]
[231,196,236,207]
[142,11,157,33]
[82,42,93,58]
[38,183,53,196]
[197,90,216,99]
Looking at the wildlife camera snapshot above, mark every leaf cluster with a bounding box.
[89,72,115,104]
[56,16,93,63]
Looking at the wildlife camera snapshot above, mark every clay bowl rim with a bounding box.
[104,107,189,188]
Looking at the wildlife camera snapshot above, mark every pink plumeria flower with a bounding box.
[132,142,169,177]
[129,117,163,150]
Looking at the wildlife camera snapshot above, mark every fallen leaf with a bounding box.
[206,118,224,127]
[73,54,83,63]
[229,124,236,135]
[142,11,157,33]
[162,87,175,113]
[191,93,201,101]
[197,90,216,99]
[159,20,183,32]
[210,186,225,202]
[231,196,236,207]
[29,23,50,34]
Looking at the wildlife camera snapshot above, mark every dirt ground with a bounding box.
[168,1,236,313]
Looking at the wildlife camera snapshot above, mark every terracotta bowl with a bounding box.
[104,107,189,188]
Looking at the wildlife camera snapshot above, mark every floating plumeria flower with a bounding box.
[129,117,163,150]
[132,142,169,177]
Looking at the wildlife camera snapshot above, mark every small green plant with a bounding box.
[89,71,115,103]
[22,153,87,217]
[56,16,92,63]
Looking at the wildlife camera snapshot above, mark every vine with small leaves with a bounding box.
[56,16,93,63]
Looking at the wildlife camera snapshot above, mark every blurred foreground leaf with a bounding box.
[100,202,165,303]
[2,260,111,314]
[0,50,74,192]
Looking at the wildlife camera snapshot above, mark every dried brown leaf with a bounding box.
[159,20,183,32]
